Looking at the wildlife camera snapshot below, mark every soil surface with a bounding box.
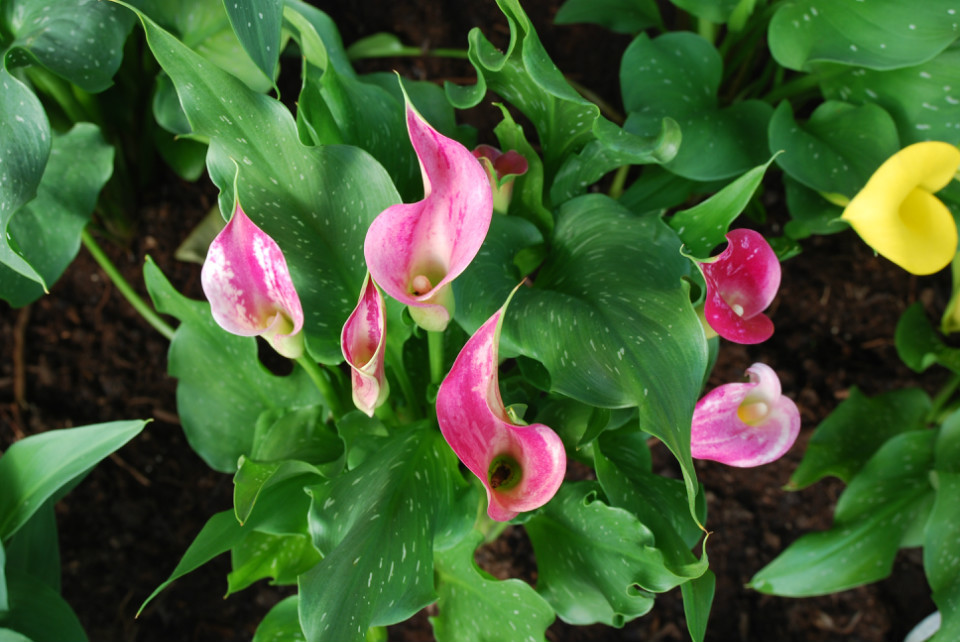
[0,1,949,641]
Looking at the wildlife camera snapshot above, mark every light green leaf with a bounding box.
[621,32,772,181]
[555,0,662,33]
[491,104,553,234]
[789,387,931,489]
[526,482,692,627]
[227,531,320,595]
[299,428,472,642]
[222,0,282,85]
[769,0,960,72]
[5,503,58,594]
[0,629,32,642]
[769,101,900,198]
[457,196,707,517]
[430,530,554,642]
[751,430,936,596]
[897,303,960,374]
[143,258,322,473]
[681,570,715,642]
[0,68,50,288]
[2,0,133,92]
[0,572,86,642]
[234,458,326,526]
[820,48,960,147]
[0,421,146,541]
[669,156,777,257]
[128,4,401,364]
[445,0,676,201]
[253,595,305,642]
[0,123,113,307]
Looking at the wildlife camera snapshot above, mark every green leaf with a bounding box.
[0,629,32,642]
[250,405,344,467]
[0,123,114,307]
[769,0,959,72]
[668,0,740,23]
[0,541,6,614]
[0,420,146,541]
[299,428,472,642]
[222,0,282,86]
[621,32,773,181]
[751,430,936,596]
[445,0,677,201]
[0,68,50,288]
[430,530,555,642]
[457,197,707,518]
[769,101,900,198]
[555,0,662,33]
[227,531,320,595]
[782,176,846,240]
[669,156,777,257]
[681,570,715,642]
[789,387,931,489]
[234,458,326,526]
[128,4,401,364]
[618,166,703,217]
[491,104,553,234]
[897,302,960,373]
[525,482,692,627]
[143,258,322,473]
[0,572,86,642]
[253,595,305,642]
[5,503,59,594]
[2,0,133,92]
[819,48,960,145]
[928,414,960,640]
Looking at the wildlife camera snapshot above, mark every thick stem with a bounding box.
[428,330,445,385]
[296,355,344,420]
[81,228,175,340]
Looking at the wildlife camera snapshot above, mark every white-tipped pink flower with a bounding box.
[691,363,800,468]
[201,202,304,359]
[472,144,528,215]
[364,99,493,332]
[341,274,389,417]
[696,229,780,344]
[436,297,567,522]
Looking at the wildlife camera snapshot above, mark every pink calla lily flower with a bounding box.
[696,229,780,344]
[472,144,528,214]
[201,201,304,359]
[341,273,389,417]
[364,99,493,332]
[691,363,800,468]
[436,297,566,522]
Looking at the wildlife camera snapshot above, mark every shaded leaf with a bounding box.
[0,572,86,642]
[897,303,960,374]
[555,0,662,34]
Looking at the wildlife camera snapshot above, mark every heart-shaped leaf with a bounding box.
[769,0,959,71]
[128,5,402,364]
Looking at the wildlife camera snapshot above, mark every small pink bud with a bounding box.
[201,202,304,358]
[436,296,566,522]
[691,363,800,468]
[696,229,780,344]
[341,274,389,417]
[472,144,528,215]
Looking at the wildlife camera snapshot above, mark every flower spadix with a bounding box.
[472,144,528,215]
[842,141,960,275]
[695,229,780,344]
[691,363,800,468]
[364,99,493,332]
[341,273,389,417]
[201,201,304,359]
[436,295,566,522]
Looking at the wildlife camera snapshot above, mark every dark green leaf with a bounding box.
[555,0,662,34]
[4,503,58,594]
[222,0,282,85]
[782,176,846,240]
[0,572,86,642]
[253,595,305,642]
[789,387,931,489]
[681,570,715,642]
[926,413,960,640]
[669,0,741,23]
[896,302,960,374]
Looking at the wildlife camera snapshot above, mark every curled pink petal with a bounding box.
[201,202,304,358]
[698,229,780,344]
[364,99,493,332]
[691,363,800,468]
[436,298,566,521]
[341,274,389,417]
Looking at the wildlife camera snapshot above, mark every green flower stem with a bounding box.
[608,165,630,200]
[428,330,445,385]
[928,372,960,424]
[348,46,468,61]
[296,355,345,420]
[81,228,175,341]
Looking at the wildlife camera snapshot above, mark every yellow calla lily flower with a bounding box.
[841,141,960,275]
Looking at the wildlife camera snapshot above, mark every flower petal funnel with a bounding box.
[201,201,304,358]
[698,229,780,344]
[436,297,566,522]
[341,273,389,417]
[842,141,960,275]
[691,363,800,468]
[364,98,493,332]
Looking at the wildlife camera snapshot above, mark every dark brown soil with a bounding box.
[0,1,948,641]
